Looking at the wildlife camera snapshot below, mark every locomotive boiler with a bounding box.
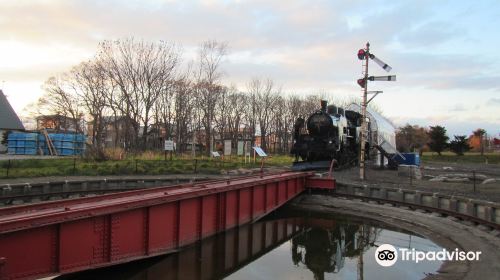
[291,100,367,169]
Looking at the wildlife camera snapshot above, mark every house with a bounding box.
[87,116,138,149]
[144,122,176,150]
[36,114,82,133]
[0,90,25,153]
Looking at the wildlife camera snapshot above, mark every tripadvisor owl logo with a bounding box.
[375,244,398,267]
[374,243,482,267]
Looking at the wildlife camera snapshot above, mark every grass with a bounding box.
[421,152,500,164]
[0,154,295,179]
[2,150,498,179]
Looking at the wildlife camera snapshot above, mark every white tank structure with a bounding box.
[346,103,398,167]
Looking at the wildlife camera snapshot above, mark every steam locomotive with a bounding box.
[291,100,368,169]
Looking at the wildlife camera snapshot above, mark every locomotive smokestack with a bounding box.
[320,100,327,112]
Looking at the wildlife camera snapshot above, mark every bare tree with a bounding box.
[97,38,180,150]
[284,95,304,151]
[98,39,141,150]
[137,40,180,148]
[193,40,227,156]
[226,90,248,149]
[214,85,229,143]
[70,60,112,156]
[247,78,280,151]
[172,77,195,153]
[245,81,258,149]
[39,75,83,133]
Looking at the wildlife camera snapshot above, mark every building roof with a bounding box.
[0,90,24,130]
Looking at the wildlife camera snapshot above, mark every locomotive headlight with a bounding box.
[329,141,332,144]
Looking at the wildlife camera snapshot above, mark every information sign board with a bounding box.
[237,141,244,156]
[224,140,232,156]
[211,151,221,157]
[252,146,267,157]
[164,140,174,151]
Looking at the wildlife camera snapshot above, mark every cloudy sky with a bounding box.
[1,0,499,137]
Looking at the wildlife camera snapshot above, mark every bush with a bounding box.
[104,148,126,160]
[137,151,162,160]
[83,146,108,161]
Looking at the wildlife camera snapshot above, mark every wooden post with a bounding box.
[473,170,476,193]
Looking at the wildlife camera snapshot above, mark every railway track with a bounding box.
[312,181,500,233]
[2,173,499,233]
[0,177,209,206]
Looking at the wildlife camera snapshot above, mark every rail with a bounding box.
[0,176,215,206]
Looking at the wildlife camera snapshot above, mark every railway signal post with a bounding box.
[357,42,396,180]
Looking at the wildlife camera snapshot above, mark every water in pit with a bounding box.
[57,210,443,280]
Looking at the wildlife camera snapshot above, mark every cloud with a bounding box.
[450,103,466,112]
[397,20,462,48]
[487,98,500,105]
[1,0,499,124]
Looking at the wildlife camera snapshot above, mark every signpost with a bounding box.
[253,146,267,157]
[211,151,221,158]
[252,146,268,175]
[164,140,174,161]
[212,151,222,167]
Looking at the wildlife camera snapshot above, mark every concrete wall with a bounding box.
[335,182,500,226]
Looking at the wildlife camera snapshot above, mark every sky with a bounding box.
[0,0,499,137]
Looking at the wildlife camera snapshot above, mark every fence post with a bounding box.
[194,159,198,174]
[135,159,138,174]
[409,166,413,187]
[6,160,11,178]
[73,157,77,174]
[473,170,476,193]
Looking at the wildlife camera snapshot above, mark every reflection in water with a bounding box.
[59,212,442,280]
[291,222,378,280]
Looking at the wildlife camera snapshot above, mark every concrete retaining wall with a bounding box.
[336,182,500,226]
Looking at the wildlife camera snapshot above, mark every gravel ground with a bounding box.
[332,161,500,202]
